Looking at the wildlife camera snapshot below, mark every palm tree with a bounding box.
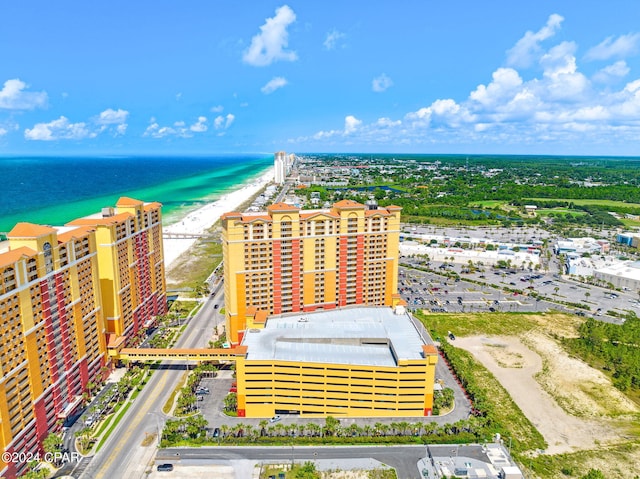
[259,420,268,437]
[306,423,321,437]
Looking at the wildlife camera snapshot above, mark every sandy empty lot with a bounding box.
[454,332,639,454]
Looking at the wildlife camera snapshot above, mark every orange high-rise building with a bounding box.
[0,197,166,477]
[0,223,106,477]
[68,197,167,356]
[221,200,402,345]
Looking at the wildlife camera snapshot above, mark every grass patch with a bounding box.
[421,311,539,340]
[167,239,223,290]
[163,371,189,415]
[525,198,640,208]
[95,398,136,452]
[537,208,588,216]
[621,218,640,227]
[469,200,506,208]
[525,441,640,478]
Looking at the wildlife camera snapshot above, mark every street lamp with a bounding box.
[147,412,165,446]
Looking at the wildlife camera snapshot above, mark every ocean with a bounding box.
[0,154,273,233]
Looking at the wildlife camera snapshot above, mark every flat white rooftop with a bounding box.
[596,260,640,281]
[241,306,429,367]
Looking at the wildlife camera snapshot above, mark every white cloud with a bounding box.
[506,13,563,68]
[375,117,401,128]
[242,5,298,67]
[586,33,640,61]
[324,29,346,50]
[0,127,7,136]
[214,114,235,130]
[96,108,129,125]
[593,60,630,83]
[290,16,640,151]
[372,74,393,93]
[94,108,129,135]
[144,116,212,138]
[0,79,48,110]
[24,116,94,141]
[143,122,175,139]
[344,115,362,134]
[470,68,523,107]
[261,76,288,94]
[211,105,224,113]
[190,116,208,132]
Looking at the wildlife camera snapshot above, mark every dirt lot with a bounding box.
[454,330,640,456]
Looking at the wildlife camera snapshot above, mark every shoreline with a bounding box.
[162,166,274,271]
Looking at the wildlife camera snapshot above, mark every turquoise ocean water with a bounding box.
[0,155,273,233]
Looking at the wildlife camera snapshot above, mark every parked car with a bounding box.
[157,464,174,472]
[269,415,281,423]
[213,427,220,438]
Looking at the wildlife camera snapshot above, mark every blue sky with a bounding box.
[2,1,640,156]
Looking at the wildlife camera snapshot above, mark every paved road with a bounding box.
[156,445,427,479]
[76,288,225,479]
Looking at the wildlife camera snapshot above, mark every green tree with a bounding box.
[42,432,63,458]
[224,392,237,412]
[323,416,340,437]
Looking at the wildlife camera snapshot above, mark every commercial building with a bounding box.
[0,223,106,478]
[594,260,640,292]
[553,237,610,256]
[419,442,524,479]
[68,197,167,356]
[617,232,640,248]
[0,197,165,477]
[236,305,438,418]
[221,200,402,345]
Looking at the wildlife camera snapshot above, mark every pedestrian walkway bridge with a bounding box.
[118,346,246,362]
[162,232,218,240]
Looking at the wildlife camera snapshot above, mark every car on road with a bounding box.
[157,464,174,472]
[269,415,281,423]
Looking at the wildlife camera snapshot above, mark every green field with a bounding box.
[621,218,640,227]
[526,198,640,208]
[537,208,588,216]
[468,200,505,208]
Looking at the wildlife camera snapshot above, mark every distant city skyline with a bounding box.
[2,2,640,156]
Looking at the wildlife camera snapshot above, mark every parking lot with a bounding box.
[399,256,637,323]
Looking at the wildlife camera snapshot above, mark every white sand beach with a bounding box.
[162,167,274,270]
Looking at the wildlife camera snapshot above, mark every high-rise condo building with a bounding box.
[0,223,106,478]
[0,197,165,477]
[221,200,402,345]
[68,197,167,355]
[274,150,286,184]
